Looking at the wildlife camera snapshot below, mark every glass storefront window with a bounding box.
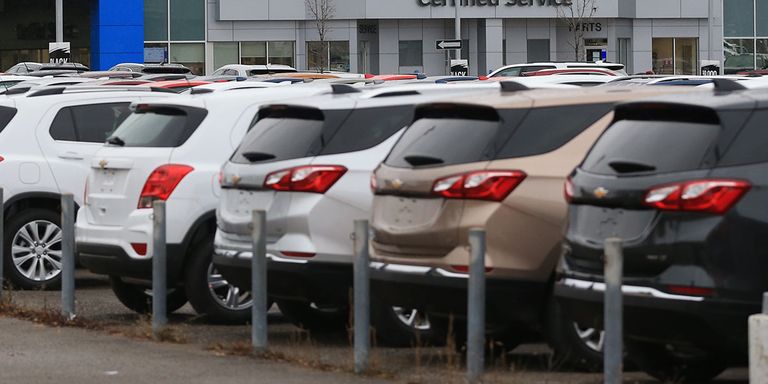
[307,41,349,72]
[399,41,423,67]
[758,39,768,69]
[170,43,204,75]
[725,0,755,37]
[268,41,295,67]
[170,0,204,41]
[617,38,631,73]
[652,38,674,75]
[724,38,755,73]
[307,41,326,71]
[144,43,168,63]
[674,38,698,75]
[213,43,239,70]
[145,0,168,41]
[527,39,550,62]
[759,0,768,36]
[329,41,350,72]
[241,42,267,65]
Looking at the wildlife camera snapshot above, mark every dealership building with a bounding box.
[1,0,760,76]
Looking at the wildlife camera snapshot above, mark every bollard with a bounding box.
[251,210,268,353]
[60,193,76,319]
[764,292,768,315]
[0,188,4,299]
[353,220,370,374]
[750,292,768,383]
[603,238,623,384]
[152,201,167,337]
[467,228,486,384]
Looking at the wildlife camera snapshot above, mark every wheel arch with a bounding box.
[4,192,81,219]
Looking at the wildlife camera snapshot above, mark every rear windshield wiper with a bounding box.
[608,160,656,174]
[242,151,276,162]
[403,155,444,167]
[106,136,125,146]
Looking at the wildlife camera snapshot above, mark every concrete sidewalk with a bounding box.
[0,317,388,384]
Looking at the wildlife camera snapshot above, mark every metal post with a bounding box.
[60,194,75,319]
[604,238,624,384]
[55,0,63,43]
[251,210,268,353]
[454,2,461,61]
[0,188,4,299]
[353,220,370,374]
[152,201,167,337]
[467,228,486,384]
[763,292,768,315]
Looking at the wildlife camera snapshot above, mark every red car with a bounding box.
[522,68,618,77]
[146,79,213,92]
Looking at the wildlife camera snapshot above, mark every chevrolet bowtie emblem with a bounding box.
[593,187,609,199]
[98,159,108,169]
[390,179,403,189]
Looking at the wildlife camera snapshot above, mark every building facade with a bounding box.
[0,0,729,76]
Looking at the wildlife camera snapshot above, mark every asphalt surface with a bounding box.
[0,271,751,383]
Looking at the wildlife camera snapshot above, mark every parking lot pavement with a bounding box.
[0,272,750,384]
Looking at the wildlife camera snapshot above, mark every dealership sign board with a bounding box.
[49,42,71,64]
[418,0,572,6]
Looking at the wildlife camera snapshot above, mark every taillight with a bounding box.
[131,243,148,256]
[564,176,574,203]
[643,179,750,214]
[281,251,315,258]
[432,170,526,201]
[666,285,714,297]
[138,164,194,209]
[264,165,346,194]
[450,265,494,273]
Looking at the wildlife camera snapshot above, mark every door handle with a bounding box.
[58,152,85,160]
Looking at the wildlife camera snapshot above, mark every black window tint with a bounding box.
[582,120,721,175]
[232,118,324,164]
[320,106,413,155]
[0,107,18,134]
[70,103,132,143]
[496,103,613,159]
[108,106,208,147]
[720,109,768,166]
[50,108,77,141]
[385,118,499,168]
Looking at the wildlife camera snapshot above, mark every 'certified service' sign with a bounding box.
[418,0,572,6]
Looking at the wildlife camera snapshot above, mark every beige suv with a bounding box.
[369,85,699,368]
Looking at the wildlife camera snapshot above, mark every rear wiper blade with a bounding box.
[242,151,276,162]
[106,136,125,146]
[403,155,444,167]
[608,160,656,173]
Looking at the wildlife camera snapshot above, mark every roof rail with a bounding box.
[711,78,748,92]
[499,81,530,93]
[190,88,214,95]
[4,87,32,95]
[331,84,361,94]
[26,86,177,97]
[28,87,65,97]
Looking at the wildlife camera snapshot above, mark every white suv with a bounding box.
[489,62,627,77]
[212,85,493,340]
[0,86,175,289]
[75,85,342,323]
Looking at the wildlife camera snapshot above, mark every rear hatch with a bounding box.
[566,101,755,277]
[85,103,208,226]
[218,105,353,242]
[371,103,531,257]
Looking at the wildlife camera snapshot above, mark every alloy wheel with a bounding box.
[573,323,605,352]
[392,306,431,331]
[11,220,63,282]
[206,263,252,310]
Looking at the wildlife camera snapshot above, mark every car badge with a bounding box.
[390,179,404,190]
[232,175,241,186]
[593,187,609,199]
[98,159,108,169]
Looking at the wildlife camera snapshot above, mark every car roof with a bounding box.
[614,87,768,112]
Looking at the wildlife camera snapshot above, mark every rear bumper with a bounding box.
[555,277,756,358]
[370,262,549,331]
[213,248,351,304]
[77,243,186,285]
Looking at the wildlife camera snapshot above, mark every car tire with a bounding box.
[546,296,604,372]
[625,339,727,383]
[110,276,188,314]
[4,208,64,290]
[276,299,348,332]
[184,233,252,324]
[371,293,447,347]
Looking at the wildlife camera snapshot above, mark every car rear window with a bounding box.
[581,120,722,175]
[107,105,208,147]
[719,109,768,166]
[50,103,132,143]
[320,106,414,155]
[0,106,17,134]
[495,103,613,159]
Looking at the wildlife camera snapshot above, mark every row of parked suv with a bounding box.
[0,70,764,382]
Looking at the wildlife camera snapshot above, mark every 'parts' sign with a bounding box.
[418,0,572,7]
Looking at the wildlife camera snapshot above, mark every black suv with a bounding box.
[555,88,768,382]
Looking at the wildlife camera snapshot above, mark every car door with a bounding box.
[36,98,134,205]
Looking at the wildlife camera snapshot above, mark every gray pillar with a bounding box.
[55,0,63,43]
[481,19,504,75]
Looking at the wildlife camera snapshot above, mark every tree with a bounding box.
[306,0,336,73]
[557,0,598,62]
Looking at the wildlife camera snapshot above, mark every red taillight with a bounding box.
[131,243,147,256]
[264,165,347,194]
[138,164,194,209]
[281,251,315,258]
[564,177,574,203]
[643,179,750,214]
[450,265,494,273]
[432,170,526,201]
[666,285,714,297]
